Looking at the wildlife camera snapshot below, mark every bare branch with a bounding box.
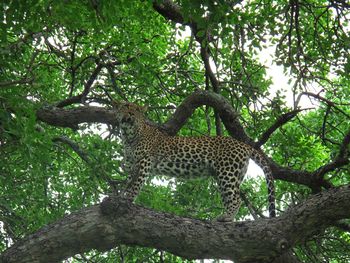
[199,45,220,92]
[44,37,68,59]
[296,91,350,118]
[256,108,310,148]
[106,64,128,101]
[52,136,91,163]
[240,190,264,220]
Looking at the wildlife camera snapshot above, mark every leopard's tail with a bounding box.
[250,149,276,217]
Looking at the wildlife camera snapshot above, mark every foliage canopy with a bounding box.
[0,0,350,262]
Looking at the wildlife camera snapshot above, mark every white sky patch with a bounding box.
[176,24,322,110]
[258,44,322,109]
[246,159,264,179]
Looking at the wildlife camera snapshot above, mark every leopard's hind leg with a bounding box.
[215,157,249,221]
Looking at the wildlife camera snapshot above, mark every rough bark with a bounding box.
[36,105,118,129]
[1,185,349,263]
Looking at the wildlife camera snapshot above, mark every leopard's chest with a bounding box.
[122,138,158,170]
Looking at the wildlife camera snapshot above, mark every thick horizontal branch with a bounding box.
[1,185,349,263]
[36,105,118,129]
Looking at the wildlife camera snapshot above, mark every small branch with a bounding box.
[296,91,350,118]
[44,38,68,59]
[199,45,223,135]
[0,78,34,88]
[106,64,127,100]
[199,45,220,92]
[52,136,91,163]
[321,105,331,143]
[68,32,80,97]
[240,191,264,220]
[314,128,350,178]
[56,63,104,108]
[256,108,309,148]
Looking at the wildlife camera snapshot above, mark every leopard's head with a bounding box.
[113,101,148,141]
[114,101,147,123]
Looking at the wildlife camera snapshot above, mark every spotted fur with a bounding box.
[115,101,276,219]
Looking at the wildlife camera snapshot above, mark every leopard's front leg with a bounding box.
[123,157,152,201]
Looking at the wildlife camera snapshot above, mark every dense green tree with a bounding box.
[0,0,349,262]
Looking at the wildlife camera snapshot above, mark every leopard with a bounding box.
[114,101,276,220]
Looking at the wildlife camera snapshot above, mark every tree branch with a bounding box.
[199,45,220,91]
[256,108,308,148]
[36,105,118,129]
[296,91,350,118]
[314,128,350,177]
[0,78,34,88]
[36,90,344,190]
[106,64,128,101]
[162,90,251,142]
[52,136,91,163]
[1,185,349,263]
[152,0,187,26]
[56,63,104,108]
